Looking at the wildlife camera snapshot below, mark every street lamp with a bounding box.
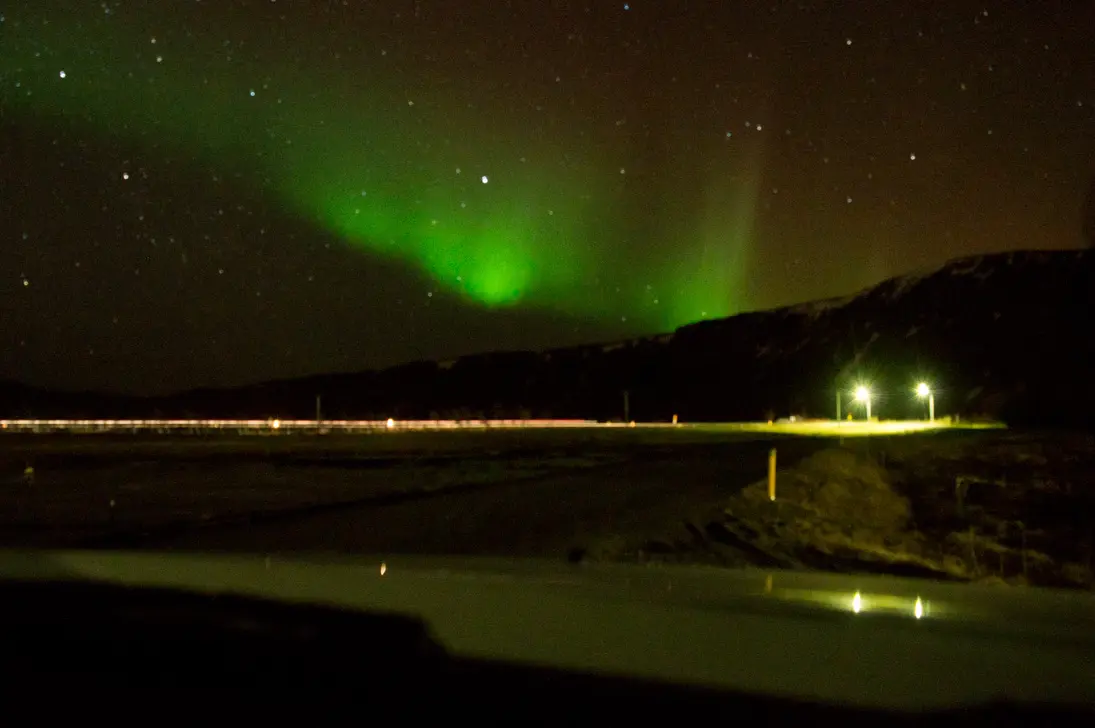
[854,386,872,420]
[916,382,934,422]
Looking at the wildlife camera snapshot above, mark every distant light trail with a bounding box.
[0,418,999,435]
[0,418,600,433]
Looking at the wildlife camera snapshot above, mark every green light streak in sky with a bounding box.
[306,177,584,307]
[665,141,764,324]
[2,6,757,331]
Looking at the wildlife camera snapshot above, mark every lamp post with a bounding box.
[916,382,934,422]
[854,386,871,421]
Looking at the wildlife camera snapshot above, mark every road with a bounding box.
[148,436,828,558]
[4,424,996,557]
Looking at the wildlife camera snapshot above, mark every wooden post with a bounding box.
[768,448,777,501]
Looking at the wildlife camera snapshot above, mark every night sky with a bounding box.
[2,1,1092,394]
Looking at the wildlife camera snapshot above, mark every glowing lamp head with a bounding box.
[854,386,870,402]
[916,382,931,398]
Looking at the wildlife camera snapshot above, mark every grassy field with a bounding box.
[586,430,1095,589]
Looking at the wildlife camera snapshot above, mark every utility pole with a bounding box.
[623,390,630,423]
[836,391,842,421]
[315,394,322,426]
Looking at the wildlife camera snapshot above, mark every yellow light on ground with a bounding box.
[916,383,930,397]
[380,562,387,576]
[852,591,863,613]
[914,597,924,619]
[271,418,281,429]
[386,418,395,429]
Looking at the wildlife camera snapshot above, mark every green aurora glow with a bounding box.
[2,5,755,330]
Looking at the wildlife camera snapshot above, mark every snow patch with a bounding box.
[882,267,940,300]
[948,256,985,277]
[784,293,856,319]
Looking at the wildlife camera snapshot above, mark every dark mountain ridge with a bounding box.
[3,249,1093,427]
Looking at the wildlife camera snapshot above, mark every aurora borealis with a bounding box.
[2,1,1092,393]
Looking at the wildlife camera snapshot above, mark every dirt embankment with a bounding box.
[586,434,1095,590]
